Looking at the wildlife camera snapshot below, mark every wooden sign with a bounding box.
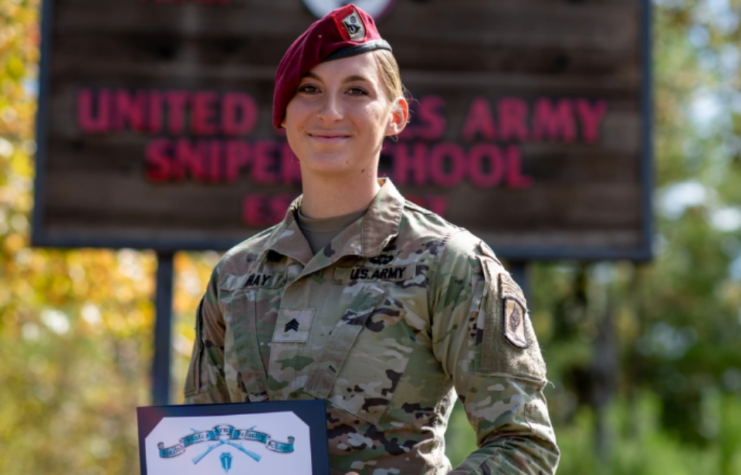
[33,0,652,260]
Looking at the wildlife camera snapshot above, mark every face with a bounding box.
[282,53,407,178]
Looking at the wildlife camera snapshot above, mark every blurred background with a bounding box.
[2,0,741,473]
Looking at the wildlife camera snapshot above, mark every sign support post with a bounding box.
[152,252,174,405]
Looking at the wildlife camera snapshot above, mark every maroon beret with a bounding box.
[272,4,392,129]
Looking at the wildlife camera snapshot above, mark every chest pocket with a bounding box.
[305,284,415,425]
[220,272,285,402]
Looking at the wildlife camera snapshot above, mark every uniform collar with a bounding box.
[262,178,404,266]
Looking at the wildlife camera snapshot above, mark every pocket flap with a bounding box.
[304,285,386,400]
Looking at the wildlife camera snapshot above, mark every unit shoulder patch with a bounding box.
[499,273,529,350]
[502,297,529,349]
[480,259,546,379]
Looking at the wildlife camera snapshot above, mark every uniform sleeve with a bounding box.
[184,266,231,404]
[430,232,560,475]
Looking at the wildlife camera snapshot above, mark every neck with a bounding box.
[300,169,381,219]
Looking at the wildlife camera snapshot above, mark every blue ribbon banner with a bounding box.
[157,425,295,459]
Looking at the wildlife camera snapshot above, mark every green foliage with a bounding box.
[0,4,217,472]
[555,395,720,475]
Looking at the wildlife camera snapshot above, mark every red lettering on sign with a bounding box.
[225,140,251,182]
[399,96,447,140]
[430,143,465,187]
[243,195,265,226]
[142,138,303,184]
[113,90,146,131]
[392,142,428,185]
[145,138,172,182]
[280,143,302,184]
[463,97,496,141]
[165,91,190,134]
[175,138,208,181]
[223,93,258,136]
[576,99,608,143]
[404,194,424,207]
[468,143,505,187]
[532,99,576,142]
[498,98,529,141]
[206,140,222,182]
[425,196,448,216]
[192,91,219,135]
[390,141,532,188]
[148,90,163,133]
[270,195,294,222]
[243,194,296,227]
[253,141,279,184]
[505,145,533,188]
[77,89,109,133]
[417,96,446,140]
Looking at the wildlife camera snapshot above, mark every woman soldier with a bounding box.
[184,4,559,474]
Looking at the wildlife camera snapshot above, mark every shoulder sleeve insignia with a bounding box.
[499,273,529,350]
[502,297,529,349]
[479,260,546,379]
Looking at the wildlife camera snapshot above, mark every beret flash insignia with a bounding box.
[341,9,366,41]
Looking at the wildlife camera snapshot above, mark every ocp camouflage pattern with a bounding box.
[185,179,559,475]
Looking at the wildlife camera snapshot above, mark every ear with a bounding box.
[385,97,409,137]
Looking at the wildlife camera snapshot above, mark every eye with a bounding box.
[347,87,368,96]
[298,84,320,94]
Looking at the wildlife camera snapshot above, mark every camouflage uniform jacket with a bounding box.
[184,179,560,475]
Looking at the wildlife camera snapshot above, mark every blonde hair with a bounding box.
[372,50,410,119]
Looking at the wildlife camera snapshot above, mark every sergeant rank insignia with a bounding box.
[284,318,300,332]
[499,273,529,349]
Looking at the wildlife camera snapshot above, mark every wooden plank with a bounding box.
[54,0,638,52]
[49,33,640,79]
[43,172,641,229]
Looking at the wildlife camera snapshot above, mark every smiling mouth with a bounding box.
[308,134,351,145]
[308,133,350,139]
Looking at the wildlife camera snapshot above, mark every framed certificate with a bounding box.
[137,400,329,475]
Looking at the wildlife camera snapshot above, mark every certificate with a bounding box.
[137,400,329,475]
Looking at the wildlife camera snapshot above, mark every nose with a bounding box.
[316,91,343,123]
